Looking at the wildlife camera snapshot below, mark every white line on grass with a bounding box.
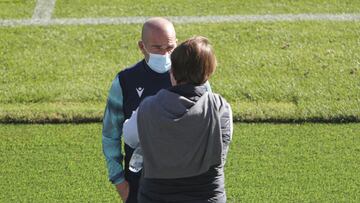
[1,13,360,27]
[32,0,56,20]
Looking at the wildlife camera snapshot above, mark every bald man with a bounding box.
[102,17,177,202]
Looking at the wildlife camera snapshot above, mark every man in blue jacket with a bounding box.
[102,17,177,202]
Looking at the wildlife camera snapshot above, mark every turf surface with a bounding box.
[0,123,359,202]
[0,0,36,19]
[53,0,360,18]
[1,22,359,122]
[1,2,359,203]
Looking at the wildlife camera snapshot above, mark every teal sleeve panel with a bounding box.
[102,77,126,185]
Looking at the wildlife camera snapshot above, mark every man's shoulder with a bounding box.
[117,60,145,78]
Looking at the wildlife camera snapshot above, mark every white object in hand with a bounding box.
[129,147,143,173]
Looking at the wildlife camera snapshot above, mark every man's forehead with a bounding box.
[147,36,177,46]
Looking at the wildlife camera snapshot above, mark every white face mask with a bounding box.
[144,47,172,73]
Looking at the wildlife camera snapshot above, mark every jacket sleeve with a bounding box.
[220,101,233,165]
[102,76,126,185]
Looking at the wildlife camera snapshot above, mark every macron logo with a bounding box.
[136,87,144,98]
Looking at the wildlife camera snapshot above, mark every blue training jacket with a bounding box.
[102,59,171,184]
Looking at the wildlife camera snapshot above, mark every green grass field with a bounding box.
[1,22,359,122]
[1,1,360,202]
[1,0,360,19]
[0,123,359,202]
[0,0,36,19]
[53,0,360,18]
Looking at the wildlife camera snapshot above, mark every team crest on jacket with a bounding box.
[136,87,144,97]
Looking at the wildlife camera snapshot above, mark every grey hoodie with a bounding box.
[137,84,232,203]
[137,87,228,179]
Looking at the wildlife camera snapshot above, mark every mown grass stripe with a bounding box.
[1,20,359,124]
[1,13,360,27]
[1,123,359,201]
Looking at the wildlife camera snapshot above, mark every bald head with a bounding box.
[141,17,176,43]
[138,17,177,60]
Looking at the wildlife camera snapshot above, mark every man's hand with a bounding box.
[116,181,129,202]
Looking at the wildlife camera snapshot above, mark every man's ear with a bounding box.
[138,40,147,56]
[138,41,144,51]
